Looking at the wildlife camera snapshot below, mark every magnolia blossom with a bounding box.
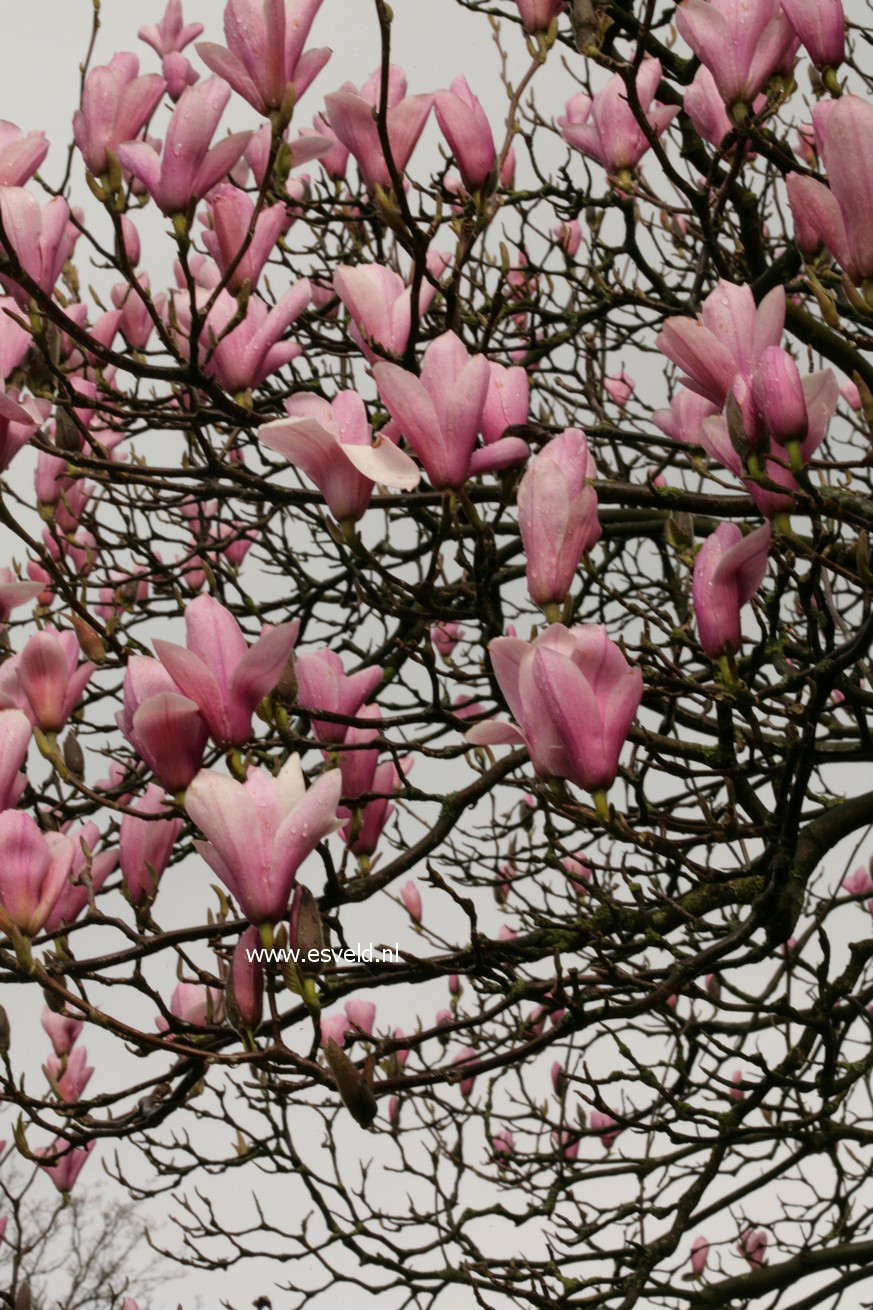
[186,756,342,927]
[374,331,529,489]
[467,624,643,797]
[259,389,420,526]
[559,61,678,177]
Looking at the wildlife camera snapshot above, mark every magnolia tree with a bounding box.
[0,0,872,1304]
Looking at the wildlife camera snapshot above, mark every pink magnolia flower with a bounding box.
[562,855,592,893]
[559,61,678,176]
[551,1129,579,1160]
[842,866,873,898]
[467,625,643,796]
[294,648,381,744]
[604,371,635,407]
[38,1138,95,1194]
[684,65,735,148]
[340,757,408,857]
[453,1046,478,1098]
[0,708,29,810]
[0,298,34,380]
[153,593,299,747]
[554,218,583,258]
[492,1130,515,1158]
[332,255,447,362]
[202,184,290,293]
[0,812,74,936]
[43,821,118,933]
[675,0,798,106]
[434,77,495,193]
[0,189,73,301]
[119,783,183,908]
[786,97,873,285]
[480,362,530,445]
[0,390,43,472]
[652,390,719,447]
[335,705,381,800]
[657,280,786,409]
[116,77,251,215]
[41,1008,83,1057]
[324,85,433,193]
[841,379,862,410]
[752,346,809,445]
[513,0,568,32]
[690,1236,710,1276]
[157,981,224,1030]
[185,756,342,927]
[344,999,376,1036]
[700,370,838,517]
[45,1046,93,1104]
[738,1228,768,1267]
[196,0,331,117]
[374,331,530,489]
[432,622,463,660]
[781,0,844,70]
[692,523,771,658]
[320,1012,351,1046]
[729,1070,745,1101]
[10,629,94,734]
[400,879,422,923]
[193,282,311,394]
[258,389,420,526]
[73,54,165,177]
[117,655,178,742]
[591,1108,621,1149]
[228,925,264,1031]
[130,692,209,794]
[0,121,48,187]
[111,274,166,351]
[518,429,600,610]
[139,0,204,56]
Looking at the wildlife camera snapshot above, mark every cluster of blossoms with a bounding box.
[0,0,870,1304]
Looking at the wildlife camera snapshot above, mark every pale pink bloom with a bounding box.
[344,999,376,1036]
[692,523,771,658]
[259,389,419,525]
[559,61,678,175]
[139,0,204,56]
[41,1008,82,1057]
[690,1236,710,1276]
[518,429,600,608]
[432,623,463,660]
[73,53,165,177]
[400,879,422,923]
[157,981,224,1030]
[45,1047,93,1104]
[153,593,299,747]
[295,648,381,744]
[467,624,642,795]
[738,1228,768,1268]
[603,371,635,406]
[186,756,341,927]
[116,77,250,215]
[37,1138,95,1194]
[320,1013,350,1047]
[196,0,331,117]
[0,121,48,187]
[676,0,798,105]
[434,76,495,193]
[374,331,529,488]
[119,784,183,908]
[43,821,118,933]
[324,83,433,192]
[591,1108,621,1149]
